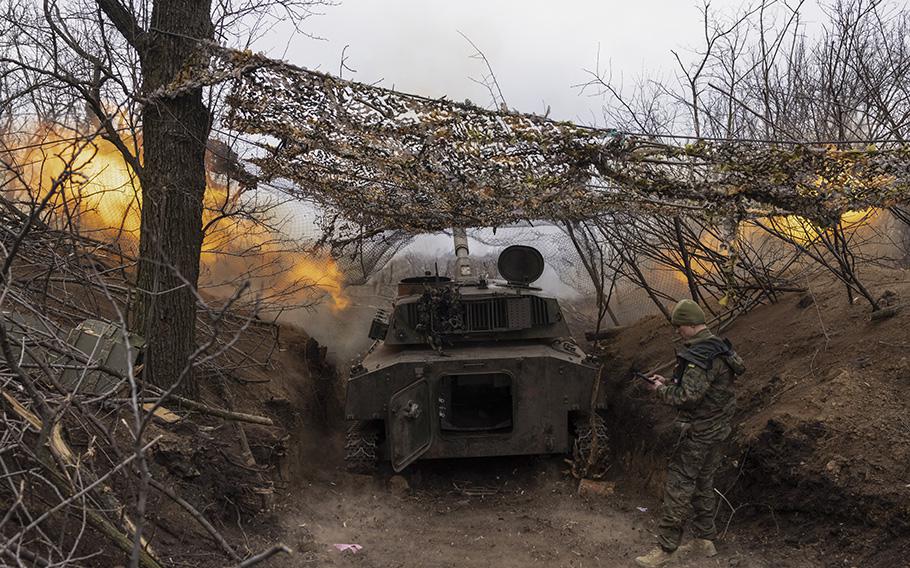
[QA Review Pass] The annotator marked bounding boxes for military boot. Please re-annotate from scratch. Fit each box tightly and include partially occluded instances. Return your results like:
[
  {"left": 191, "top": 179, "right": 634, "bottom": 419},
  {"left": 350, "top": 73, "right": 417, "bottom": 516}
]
[
  {"left": 678, "top": 538, "right": 718, "bottom": 558},
  {"left": 634, "top": 546, "right": 676, "bottom": 567}
]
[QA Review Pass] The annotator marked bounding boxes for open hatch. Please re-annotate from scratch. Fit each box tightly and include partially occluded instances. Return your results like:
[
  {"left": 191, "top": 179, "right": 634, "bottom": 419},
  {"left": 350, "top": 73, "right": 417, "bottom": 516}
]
[{"left": 440, "top": 373, "right": 514, "bottom": 433}]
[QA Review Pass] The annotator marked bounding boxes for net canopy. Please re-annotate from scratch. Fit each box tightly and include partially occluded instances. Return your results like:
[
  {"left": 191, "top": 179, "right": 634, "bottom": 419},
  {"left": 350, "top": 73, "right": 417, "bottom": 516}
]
[{"left": 162, "top": 45, "right": 910, "bottom": 245}]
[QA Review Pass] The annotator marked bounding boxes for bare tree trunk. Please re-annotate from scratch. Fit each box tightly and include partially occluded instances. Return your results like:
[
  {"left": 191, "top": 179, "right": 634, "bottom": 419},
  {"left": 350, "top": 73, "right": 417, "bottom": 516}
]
[
  {"left": 673, "top": 216, "right": 701, "bottom": 303},
  {"left": 131, "top": 0, "right": 214, "bottom": 397},
  {"left": 891, "top": 206, "right": 910, "bottom": 266}
]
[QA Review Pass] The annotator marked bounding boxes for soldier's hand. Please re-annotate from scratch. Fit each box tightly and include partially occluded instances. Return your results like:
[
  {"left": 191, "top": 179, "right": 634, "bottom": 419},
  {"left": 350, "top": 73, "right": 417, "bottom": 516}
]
[{"left": 646, "top": 374, "right": 666, "bottom": 391}]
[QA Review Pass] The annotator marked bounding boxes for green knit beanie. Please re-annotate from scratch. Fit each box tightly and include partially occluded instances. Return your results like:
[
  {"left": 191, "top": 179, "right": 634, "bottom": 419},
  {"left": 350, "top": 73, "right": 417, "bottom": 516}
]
[{"left": 671, "top": 299, "right": 706, "bottom": 326}]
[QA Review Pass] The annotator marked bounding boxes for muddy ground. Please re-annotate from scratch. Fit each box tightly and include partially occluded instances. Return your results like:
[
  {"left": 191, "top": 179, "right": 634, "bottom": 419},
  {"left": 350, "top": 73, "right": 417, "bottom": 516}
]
[{"left": 266, "top": 450, "right": 837, "bottom": 568}]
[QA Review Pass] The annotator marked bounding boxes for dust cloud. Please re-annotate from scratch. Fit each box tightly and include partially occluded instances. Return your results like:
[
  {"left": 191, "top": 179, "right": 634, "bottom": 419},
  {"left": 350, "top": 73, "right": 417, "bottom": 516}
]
[{"left": 280, "top": 284, "right": 389, "bottom": 368}]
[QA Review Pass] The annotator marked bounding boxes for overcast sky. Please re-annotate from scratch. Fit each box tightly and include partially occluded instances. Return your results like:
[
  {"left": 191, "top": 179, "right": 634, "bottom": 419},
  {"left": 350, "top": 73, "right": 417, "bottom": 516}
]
[{"left": 257, "top": 0, "right": 821, "bottom": 125}]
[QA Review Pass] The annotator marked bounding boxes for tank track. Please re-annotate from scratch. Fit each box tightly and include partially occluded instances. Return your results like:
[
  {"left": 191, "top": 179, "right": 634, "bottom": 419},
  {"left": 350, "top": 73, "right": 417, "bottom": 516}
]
[
  {"left": 344, "top": 421, "right": 380, "bottom": 474},
  {"left": 571, "top": 413, "right": 610, "bottom": 478}
]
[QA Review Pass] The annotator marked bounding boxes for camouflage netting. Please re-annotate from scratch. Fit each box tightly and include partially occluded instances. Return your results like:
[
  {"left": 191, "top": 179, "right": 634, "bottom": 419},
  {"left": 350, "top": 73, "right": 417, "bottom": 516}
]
[{"left": 156, "top": 44, "right": 910, "bottom": 247}]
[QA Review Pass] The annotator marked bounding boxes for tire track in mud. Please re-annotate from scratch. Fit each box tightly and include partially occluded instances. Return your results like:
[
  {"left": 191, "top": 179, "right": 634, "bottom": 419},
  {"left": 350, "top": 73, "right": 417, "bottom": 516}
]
[{"left": 271, "top": 457, "right": 821, "bottom": 568}]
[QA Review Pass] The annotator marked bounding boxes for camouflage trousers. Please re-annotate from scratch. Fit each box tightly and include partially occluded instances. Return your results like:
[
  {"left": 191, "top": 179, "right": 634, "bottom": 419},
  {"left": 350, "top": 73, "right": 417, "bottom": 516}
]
[{"left": 657, "top": 423, "right": 731, "bottom": 552}]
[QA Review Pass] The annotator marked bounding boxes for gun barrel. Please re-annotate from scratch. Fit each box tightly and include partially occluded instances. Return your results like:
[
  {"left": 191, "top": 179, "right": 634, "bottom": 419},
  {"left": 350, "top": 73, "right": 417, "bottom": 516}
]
[{"left": 453, "top": 227, "right": 472, "bottom": 280}]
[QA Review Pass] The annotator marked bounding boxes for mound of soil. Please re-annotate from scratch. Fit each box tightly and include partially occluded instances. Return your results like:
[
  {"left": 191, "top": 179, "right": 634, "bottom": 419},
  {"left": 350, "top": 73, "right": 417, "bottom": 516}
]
[{"left": 606, "top": 265, "right": 910, "bottom": 566}]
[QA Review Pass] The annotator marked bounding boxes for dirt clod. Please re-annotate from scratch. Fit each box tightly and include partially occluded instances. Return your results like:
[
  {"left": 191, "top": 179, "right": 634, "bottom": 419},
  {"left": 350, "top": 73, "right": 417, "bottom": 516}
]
[
  {"left": 577, "top": 479, "right": 616, "bottom": 499},
  {"left": 387, "top": 475, "right": 410, "bottom": 495}
]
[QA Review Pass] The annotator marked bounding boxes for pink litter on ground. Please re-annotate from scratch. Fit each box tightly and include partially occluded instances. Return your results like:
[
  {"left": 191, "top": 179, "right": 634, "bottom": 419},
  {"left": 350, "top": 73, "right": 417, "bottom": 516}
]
[{"left": 333, "top": 544, "right": 363, "bottom": 554}]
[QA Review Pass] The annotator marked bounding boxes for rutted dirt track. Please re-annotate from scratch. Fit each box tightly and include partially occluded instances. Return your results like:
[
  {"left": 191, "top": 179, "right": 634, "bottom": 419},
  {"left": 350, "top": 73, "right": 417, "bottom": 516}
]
[{"left": 272, "top": 455, "right": 821, "bottom": 568}]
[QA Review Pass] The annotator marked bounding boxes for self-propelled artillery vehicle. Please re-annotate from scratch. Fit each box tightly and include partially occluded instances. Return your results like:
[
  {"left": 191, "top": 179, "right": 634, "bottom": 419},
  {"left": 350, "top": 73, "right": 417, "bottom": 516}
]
[{"left": 344, "top": 230, "right": 606, "bottom": 472}]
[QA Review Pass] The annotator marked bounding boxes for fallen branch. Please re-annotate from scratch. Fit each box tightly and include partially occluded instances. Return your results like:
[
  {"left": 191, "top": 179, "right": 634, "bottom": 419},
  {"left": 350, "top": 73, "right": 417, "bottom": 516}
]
[
  {"left": 1, "top": 434, "right": 159, "bottom": 543},
  {"left": 871, "top": 304, "right": 903, "bottom": 321},
  {"left": 112, "top": 395, "right": 275, "bottom": 426},
  {"left": 148, "top": 478, "right": 242, "bottom": 561},
  {"left": 84, "top": 506, "right": 164, "bottom": 568},
  {"left": 0, "top": 537, "right": 48, "bottom": 568},
  {"left": 235, "top": 544, "right": 292, "bottom": 567},
  {"left": 165, "top": 393, "right": 275, "bottom": 426},
  {"left": 0, "top": 387, "right": 163, "bottom": 568}
]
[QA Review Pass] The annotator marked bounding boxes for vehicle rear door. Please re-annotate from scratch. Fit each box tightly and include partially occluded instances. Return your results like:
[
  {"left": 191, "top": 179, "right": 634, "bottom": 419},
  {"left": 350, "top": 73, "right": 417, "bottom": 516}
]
[{"left": 388, "top": 379, "right": 432, "bottom": 471}]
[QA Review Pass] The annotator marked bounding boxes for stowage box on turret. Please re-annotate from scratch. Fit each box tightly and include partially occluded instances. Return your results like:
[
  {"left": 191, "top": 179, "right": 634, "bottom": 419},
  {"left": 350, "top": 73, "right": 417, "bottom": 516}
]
[{"left": 344, "top": 234, "right": 607, "bottom": 472}]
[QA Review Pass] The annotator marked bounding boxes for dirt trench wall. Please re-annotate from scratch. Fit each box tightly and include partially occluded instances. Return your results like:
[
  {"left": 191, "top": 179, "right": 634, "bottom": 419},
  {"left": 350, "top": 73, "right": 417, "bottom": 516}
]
[
  {"left": 737, "top": 417, "right": 910, "bottom": 533},
  {"left": 601, "top": 275, "right": 910, "bottom": 546}
]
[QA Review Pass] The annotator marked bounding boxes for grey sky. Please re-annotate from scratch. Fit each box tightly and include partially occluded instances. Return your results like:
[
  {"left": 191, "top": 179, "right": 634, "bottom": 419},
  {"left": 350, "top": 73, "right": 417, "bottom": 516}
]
[{"left": 258, "top": 0, "right": 789, "bottom": 125}]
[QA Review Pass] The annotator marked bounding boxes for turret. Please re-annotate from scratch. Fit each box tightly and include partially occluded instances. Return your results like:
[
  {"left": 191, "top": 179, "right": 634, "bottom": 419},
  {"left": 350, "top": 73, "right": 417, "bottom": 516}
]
[{"left": 371, "top": 244, "right": 570, "bottom": 346}]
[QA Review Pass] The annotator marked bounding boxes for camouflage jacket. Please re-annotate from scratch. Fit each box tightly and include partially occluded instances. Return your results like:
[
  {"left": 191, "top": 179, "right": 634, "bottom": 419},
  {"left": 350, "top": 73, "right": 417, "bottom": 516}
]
[{"left": 656, "top": 329, "right": 743, "bottom": 433}]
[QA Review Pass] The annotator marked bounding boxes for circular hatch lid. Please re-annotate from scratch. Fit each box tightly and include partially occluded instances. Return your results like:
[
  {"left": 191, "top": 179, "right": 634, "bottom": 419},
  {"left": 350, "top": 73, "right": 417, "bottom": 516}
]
[{"left": 497, "top": 245, "right": 545, "bottom": 285}]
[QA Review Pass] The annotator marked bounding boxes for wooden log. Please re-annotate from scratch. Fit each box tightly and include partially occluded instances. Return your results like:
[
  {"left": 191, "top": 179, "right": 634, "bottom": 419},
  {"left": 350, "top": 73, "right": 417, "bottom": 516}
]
[{"left": 871, "top": 305, "right": 901, "bottom": 321}]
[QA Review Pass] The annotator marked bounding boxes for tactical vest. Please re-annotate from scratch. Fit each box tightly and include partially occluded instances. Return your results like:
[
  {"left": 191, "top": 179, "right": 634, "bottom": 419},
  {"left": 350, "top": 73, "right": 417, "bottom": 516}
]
[{"left": 672, "top": 337, "right": 744, "bottom": 385}]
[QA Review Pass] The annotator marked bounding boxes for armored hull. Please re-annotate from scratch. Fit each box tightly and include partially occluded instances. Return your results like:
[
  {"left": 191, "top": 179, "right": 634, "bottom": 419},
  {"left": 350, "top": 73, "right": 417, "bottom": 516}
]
[
  {"left": 343, "top": 245, "right": 605, "bottom": 471},
  {"left": 347, "top": 339, "right": 598, "bottom": 470}
]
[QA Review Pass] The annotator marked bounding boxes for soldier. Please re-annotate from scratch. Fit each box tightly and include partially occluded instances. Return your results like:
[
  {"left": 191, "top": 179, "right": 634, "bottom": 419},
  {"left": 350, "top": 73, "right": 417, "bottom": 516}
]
[{"left": 634, "top": 299, "right": 745, "bottom": 568}]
